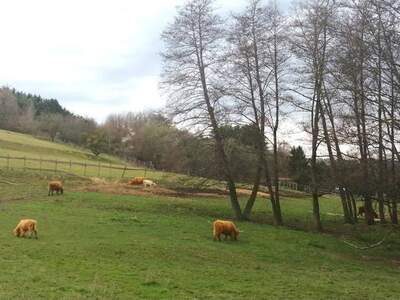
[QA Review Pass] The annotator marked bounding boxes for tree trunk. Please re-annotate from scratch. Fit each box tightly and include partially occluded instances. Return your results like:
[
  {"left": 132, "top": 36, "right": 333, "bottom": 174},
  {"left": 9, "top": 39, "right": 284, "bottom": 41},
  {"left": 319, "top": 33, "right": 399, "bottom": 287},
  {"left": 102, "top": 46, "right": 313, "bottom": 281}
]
[
  {"left": 322, "top": 80, "right": 355, "bottom": 223},
  {"left": 196, "top": 41, "right": 243, "bottom": 219},
  {"left": 273, "top": 27, "right": 283, "bottom": 226},
  {"left": 390, "top": 70, "right": 399, "bottom": 224},
  {"left": 243, "top": 165, "right": 262, "bottom": 219},
  {"left": 311, "top": 84, "right": 322, "bottom": 232},
  {"left": 252, "top": 21, "right": 282, "bottom": 225},
  {"left": 351, "top": 20, "right": 374, "bottom": 225},
  {"left": 319, "top": 97, "right": 353, "bottom": 223},
  {"left": 312, "top": 192, "right": 322, "bottom": 231},
  {"left": 376, "top": 8, "right": 386, "bottom": 223},
  {"left": 260, "top": 140, "right": 282, "bottom": 225}
]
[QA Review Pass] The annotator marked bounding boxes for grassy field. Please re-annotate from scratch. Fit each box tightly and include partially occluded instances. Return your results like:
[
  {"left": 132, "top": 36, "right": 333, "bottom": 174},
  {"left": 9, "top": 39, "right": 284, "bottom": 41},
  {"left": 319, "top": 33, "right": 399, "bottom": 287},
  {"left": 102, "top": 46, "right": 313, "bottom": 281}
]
[
  {"left": 0, "top": 129, "right": 237, "bottom": 191},
  {"left": 0, "top": 170, "right": 399, "bottom": 299},
  {"left": 0, "top": 129, "right": 123, "bottom": 164},
  {"left": 0, "top": 129, "right": 170, "bottom": 180},
  {"left": 0, "top": 129, "right": 304, "bottom": 194}
]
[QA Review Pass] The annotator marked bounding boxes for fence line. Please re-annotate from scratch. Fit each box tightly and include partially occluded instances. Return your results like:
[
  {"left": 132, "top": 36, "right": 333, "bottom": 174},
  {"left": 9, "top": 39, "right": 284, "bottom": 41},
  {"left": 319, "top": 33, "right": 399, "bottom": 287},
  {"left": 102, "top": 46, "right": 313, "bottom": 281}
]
[
  {"left": 0, "top": 155, "right": 150, "bottom": 179},
  {"left": 1, "top": 155, "right": 314, "bottom": 192}
]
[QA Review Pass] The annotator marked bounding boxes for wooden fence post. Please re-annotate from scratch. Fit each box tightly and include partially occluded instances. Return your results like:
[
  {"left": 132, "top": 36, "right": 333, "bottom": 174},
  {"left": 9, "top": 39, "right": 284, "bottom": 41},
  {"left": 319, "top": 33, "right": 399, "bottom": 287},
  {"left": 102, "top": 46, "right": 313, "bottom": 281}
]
[
  {"left": 84, "top": 163, "right": 87, "bottom": 176},
  {"left": 121, "top": 166, "right": 127, "bottom": 178}
]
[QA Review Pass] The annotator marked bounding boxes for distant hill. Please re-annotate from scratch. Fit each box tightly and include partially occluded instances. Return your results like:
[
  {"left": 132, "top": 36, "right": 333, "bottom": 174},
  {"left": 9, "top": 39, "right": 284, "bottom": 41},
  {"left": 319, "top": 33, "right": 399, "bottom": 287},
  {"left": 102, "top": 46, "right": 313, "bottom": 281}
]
[{"left": 0, "top": 87, "right": 96, "bottom": 146}]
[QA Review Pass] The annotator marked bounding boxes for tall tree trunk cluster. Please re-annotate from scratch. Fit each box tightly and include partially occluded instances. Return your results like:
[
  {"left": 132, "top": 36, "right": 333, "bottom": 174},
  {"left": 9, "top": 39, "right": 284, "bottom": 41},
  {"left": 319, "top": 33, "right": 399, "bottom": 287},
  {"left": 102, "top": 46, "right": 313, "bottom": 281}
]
[{"left": 162, "top": 0, "right": 400, "bottom": 228}]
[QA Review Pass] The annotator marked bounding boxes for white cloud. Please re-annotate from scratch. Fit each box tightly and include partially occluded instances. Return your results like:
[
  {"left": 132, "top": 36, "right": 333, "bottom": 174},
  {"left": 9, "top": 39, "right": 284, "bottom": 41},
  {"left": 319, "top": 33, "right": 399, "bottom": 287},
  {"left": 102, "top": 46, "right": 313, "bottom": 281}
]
[
  {"left": 0, "top": 2, "right": 174, "bottom": 123},
  {"left": 0, "top": 0, "right": 291, "bottom": 124},
  {"left": 63, "top": 75, "right": 163, "bottom": 122}
]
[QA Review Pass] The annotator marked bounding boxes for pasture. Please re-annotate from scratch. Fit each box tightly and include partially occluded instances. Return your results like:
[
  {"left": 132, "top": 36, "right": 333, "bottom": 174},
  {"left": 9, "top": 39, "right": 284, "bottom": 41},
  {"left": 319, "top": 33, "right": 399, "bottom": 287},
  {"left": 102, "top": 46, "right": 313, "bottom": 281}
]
[
  {"left": 0, "top": 129, "right": 237, "bottom": 193},
  {"left": 0, "top": 129, "right": 168, "bottom": 180},
  {"left": 0, "top": 129, "right": 122, "bottom": 164},
  {"left": 0, "top": 170, "right": 399, "bottom": 299}
]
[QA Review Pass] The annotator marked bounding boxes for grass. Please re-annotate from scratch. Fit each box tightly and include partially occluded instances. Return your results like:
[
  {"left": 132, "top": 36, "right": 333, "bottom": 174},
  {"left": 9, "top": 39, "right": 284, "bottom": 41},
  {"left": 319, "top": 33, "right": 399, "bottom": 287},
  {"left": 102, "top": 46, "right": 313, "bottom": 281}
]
[
  {"left": 0, "top": 129, "right": 123, "bottom": 164},
  {"left": 0, "top": 129, "right": 172, "bottom": 180},
  {"left": 0, "top": 170, "right": 399, "bottom": 299},
  {"left": 0, "top": 129, "right": 225, "bottom": 186}
]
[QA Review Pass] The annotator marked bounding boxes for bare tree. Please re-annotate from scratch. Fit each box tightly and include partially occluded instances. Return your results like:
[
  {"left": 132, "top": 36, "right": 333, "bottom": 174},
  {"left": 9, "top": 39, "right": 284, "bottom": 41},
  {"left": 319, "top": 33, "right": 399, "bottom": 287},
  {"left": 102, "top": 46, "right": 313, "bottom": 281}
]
[
  {"left": 226, "top": 0, "right": 287, "bottom": 224},
  {"left": 159, "top": 0, "right": 400, "bottom": 227},
  {"left": 378, "top": 0, "right": 400, "bottom": 224},
  {"left": 161, "top": 0, "right": 243, "bottom": 219},
  {"left": 0, "top": 88, "right": 20, "bottom": 131},
  {"left": 290, "top": 0, "right": 336, "bottom": 231}
]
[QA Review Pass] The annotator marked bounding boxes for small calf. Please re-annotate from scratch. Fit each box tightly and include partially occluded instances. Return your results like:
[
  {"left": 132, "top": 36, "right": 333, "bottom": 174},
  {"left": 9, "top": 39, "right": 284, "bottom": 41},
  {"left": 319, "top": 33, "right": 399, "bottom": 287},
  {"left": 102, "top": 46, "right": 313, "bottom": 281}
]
[
  {"left": 48, "top": 181, "right": 63, "bottom": 196},
  {"left": 213, "top": 220, "right": 240, "bottom": 241},
  {"left": 13, "top": 219, "right": 38, "bottom": 239},
  {"left": 143, "top": 179, "right": 156, "bottom": 187}
]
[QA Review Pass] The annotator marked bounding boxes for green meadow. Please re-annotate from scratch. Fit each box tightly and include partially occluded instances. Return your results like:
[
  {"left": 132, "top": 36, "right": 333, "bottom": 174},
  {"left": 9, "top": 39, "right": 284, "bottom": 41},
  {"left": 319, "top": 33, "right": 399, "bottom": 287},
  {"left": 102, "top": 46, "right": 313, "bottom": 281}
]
[
  {"left": 0, "top": 129, "right": 169, "bottom": 180},
  {"left": 0, "top": 129, "right": 235, "bottom": 190},
  {"left": 0, "top": 170, "right": 399, "bottom": 299}
]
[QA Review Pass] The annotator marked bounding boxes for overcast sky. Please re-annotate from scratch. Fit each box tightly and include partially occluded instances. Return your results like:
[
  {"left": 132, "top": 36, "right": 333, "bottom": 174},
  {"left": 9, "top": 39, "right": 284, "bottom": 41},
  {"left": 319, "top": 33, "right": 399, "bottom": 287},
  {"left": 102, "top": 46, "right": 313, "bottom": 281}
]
[{"left": 0, "top": 0, "right": 291, "bottom": 123}]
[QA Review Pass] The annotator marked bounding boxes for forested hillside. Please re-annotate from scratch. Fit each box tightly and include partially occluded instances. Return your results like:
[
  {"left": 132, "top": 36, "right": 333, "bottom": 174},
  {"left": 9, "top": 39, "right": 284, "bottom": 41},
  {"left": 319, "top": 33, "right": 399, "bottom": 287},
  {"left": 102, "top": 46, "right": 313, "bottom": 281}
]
[
  {"left": 13, "top": 88, "right": 71, "bottom": 116},
  {"left": 0, "top": 87, "right": 96, "bottom": 145}
]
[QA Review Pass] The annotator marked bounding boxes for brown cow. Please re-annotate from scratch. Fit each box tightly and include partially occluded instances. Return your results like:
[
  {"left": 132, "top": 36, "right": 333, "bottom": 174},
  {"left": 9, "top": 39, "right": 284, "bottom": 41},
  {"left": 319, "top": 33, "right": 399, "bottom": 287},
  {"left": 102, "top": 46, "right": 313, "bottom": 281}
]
[
  {"left": 128, "top": 177, "right": 144, "bottom": 185},
  {"left": 358, "top": 206, "right": 378, "bottom": 218},
  {"left": 13, "top": 219, "right": 38, "bottom": 239},
  {"left": 213, "top": 220, "right": 240, "bottom": 241},
  {"left": 48, "top": 181, "right": 63, "bottom": 196}
]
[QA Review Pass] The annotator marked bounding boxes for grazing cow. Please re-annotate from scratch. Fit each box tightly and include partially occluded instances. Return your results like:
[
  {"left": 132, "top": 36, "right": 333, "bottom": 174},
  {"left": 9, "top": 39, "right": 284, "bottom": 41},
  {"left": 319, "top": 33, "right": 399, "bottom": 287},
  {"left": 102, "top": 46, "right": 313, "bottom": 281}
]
[
  {"left": 129, "top": 177, "right": 144, "bottom": 185},
  {"left": 48, "top": 181, "right": 63, "bottom": 196},
  {"left": 13, "top": 219, "right": 38, "bottom": 239},
  {"left": 213, "top": 220, "right": 240, "bottom": 241},
  {"left": 358, "top": 206, "right": 378, "bottom": 218},
  {"left": 143, "top": 179, "right": 156, "bottom": 187},
  {"left": 357, "top": 206, "right": 365, "bottom": 216}
]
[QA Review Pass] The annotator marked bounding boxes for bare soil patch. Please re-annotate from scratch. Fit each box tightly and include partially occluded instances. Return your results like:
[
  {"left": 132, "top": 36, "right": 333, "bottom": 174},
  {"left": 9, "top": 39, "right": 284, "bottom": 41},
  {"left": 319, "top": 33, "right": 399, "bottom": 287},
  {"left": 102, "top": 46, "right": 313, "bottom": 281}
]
[
  {"left": 76, "top": 179, "right": 227, "bottom": 198},
  {"left": 75, "top": 178, "right": 308, "bottom": 200},
  {"left": 76, "top": 179, "right": 273, "bottom": 199}
]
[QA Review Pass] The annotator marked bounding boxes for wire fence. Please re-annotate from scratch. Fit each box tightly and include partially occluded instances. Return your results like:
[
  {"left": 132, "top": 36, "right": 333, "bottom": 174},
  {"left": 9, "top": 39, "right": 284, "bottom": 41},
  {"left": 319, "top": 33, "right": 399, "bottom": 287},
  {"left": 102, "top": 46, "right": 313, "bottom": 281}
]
[
  {"left": 0, "top": 155, "right": 314, "bottom": 193},
  {"left": 0, "top": 155, "right": 151, "bottom": 179}
]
